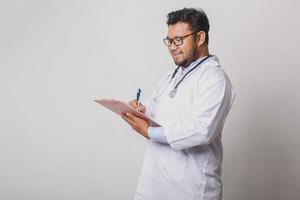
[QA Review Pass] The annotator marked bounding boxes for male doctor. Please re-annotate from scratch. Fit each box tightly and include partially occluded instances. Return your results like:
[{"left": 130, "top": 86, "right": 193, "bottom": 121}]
[{"left": 122, "top": 8, "right": 235, "bottom": 200}]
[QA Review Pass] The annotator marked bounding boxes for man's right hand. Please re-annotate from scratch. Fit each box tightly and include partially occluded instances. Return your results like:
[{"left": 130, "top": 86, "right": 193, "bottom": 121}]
[{"left": 129, "top": 100, "right": 146, "bottom": 113}]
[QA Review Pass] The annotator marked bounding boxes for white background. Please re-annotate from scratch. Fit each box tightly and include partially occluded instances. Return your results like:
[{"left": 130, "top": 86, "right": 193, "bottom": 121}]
[{"left": 1, "top": 0, "right": 299, "bottom": 199}]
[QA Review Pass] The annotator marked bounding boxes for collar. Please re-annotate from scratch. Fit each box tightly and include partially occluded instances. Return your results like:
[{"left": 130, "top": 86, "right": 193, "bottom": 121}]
[{"left": 180, "top": 55, "right": 210, "bottom": 75}]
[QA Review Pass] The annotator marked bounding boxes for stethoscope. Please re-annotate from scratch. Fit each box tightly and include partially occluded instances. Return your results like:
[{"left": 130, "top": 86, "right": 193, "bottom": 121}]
[{"left": 154, "top": 55, "right": 212, "bottom": 101}]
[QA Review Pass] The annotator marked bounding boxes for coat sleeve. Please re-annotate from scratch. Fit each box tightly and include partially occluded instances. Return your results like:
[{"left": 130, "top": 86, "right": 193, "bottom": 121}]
[{"left": 164, "top": 68, "right": 235, "bottom": 151}]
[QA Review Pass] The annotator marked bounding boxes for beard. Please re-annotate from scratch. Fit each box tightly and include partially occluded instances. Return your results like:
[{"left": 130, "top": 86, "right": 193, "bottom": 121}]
[
  {"left": 173, "top": 46, "right": 199, "bottom": 68},
  {"left": 175, "top": 57, "right": 189, "bottom": 67}
]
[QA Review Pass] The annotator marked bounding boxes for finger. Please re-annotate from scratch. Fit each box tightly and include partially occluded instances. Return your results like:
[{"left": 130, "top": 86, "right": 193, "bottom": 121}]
[
  {"left": 129, "top": 100, "right": 138, "bottom": 108},
  {"left": 126, "top": 113, "right": 149, "bottom": 127},
  {"left": 137, "top": 106, "right": 146, "bottom": 113},
  {"left": 122, "top": 114, "right": 135, "bottom": 126},
  {"left": 125, "top": 112, "right": 139, "bottom": 122},
  {"left": 122, "top": 116, "right": 131, "bottom": 125}
]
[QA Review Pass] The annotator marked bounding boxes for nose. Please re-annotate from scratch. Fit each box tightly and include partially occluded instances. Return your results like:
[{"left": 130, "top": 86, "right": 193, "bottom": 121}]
[{"left": 169, "top": 41, "right": 178, "bottom": 51}]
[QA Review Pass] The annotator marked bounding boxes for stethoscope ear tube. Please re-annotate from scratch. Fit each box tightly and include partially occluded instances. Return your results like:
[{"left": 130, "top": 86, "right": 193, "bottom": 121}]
[
  {"left": 171, "top": 66, "right": 180, "bottom": 79},
  {"left": 155, "top": 55, "right": 212, "bottom": 100},
  {"left": 168, "top": 55, "right": 212, "bottom": 98}
]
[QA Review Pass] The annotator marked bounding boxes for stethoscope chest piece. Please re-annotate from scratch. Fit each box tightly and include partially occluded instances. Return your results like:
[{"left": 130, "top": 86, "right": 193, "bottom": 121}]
[{"left": 169, "top": 89, "right": 177, "bottom": 98}]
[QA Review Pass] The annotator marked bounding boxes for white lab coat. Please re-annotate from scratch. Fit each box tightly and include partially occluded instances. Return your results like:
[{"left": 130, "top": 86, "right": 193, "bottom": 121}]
[{"left": 135, "top": 55, "right": 235, "bottom": 200}]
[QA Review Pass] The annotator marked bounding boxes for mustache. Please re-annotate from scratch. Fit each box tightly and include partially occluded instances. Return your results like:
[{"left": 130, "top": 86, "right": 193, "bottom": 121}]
[{"left": 171, "top": 51, "right": 182, "bottom": 55}]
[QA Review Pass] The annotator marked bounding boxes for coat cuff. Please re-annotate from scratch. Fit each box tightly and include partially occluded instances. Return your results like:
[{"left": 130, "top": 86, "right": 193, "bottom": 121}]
[{"left": 148, "top": 126, "right": 168, "bottom": 143}]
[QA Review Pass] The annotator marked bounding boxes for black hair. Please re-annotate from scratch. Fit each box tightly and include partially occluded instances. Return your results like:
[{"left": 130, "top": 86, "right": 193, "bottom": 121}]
[{"left": 167, "top": 8, "right": 210, "bottom": 44}]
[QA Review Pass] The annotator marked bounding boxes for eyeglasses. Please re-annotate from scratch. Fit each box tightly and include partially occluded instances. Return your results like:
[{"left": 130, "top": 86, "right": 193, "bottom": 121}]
[{"left": 163, "top": 31, "right": 198, "bottom": 47}]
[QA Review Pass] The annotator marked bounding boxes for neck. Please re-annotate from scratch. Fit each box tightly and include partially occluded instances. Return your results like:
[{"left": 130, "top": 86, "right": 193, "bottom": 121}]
[
  {"left": 198, "top": 46, "right": 209, "bottom": 59},
  {"left": 181, "top": 47, "right": 209, "bottom": 69}
]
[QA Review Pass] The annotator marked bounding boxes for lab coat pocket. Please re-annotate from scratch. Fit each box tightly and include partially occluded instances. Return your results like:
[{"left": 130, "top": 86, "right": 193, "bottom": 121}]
[{"left": 159, "top": 149, "right": 187, "bottom": 183}]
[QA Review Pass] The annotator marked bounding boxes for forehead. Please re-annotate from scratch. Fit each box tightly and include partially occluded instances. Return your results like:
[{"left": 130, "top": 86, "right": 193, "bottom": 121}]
[{"left": 167, "top": 22, "right": 192, "bottom": 38}]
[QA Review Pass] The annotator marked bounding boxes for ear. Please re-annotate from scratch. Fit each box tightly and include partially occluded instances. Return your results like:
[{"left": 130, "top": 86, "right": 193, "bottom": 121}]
[{"left": 196, "top": 31, "right": 206, "bottom": 46}]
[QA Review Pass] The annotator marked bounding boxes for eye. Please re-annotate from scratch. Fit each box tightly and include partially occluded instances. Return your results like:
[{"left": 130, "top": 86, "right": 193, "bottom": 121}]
[{"left": 174, "top": 37, "right": 182, "bottom": 42}]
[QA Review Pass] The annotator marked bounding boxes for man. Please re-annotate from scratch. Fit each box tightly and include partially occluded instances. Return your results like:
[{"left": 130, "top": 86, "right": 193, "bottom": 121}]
[{"left": 122, "top": 8, "right": 235, "bottom": 200}]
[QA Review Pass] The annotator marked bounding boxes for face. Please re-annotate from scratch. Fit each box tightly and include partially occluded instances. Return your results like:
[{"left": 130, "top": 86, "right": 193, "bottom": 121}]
[{"left": 166, "top": 22, "right": 204, "bottom": 67}]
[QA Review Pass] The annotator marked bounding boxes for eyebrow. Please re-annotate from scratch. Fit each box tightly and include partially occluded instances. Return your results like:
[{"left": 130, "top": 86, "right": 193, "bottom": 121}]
[{"left": 165, "top": 35, "right": 184, "bottom": 40}]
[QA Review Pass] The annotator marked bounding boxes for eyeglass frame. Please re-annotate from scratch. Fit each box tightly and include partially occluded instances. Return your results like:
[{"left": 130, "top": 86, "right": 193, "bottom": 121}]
[{"left": 163, "top": 31, "right": 199, "bottom": 47}]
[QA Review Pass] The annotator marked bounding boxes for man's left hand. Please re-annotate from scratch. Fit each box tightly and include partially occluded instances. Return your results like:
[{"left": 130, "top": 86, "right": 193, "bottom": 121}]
[{"left": 122, "top": 112, "right": 149, "bottom": 139}]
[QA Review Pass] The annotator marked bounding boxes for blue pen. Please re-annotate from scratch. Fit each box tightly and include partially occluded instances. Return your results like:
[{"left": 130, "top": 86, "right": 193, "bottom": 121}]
[{"left": 136, "top": 88, "right": 142, "bottom": 109}]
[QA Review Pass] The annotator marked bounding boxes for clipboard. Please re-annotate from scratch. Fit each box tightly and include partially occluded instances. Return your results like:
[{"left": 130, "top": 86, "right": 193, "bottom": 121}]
[{"left": 94, "top": 99, "right": 161, "bottom": 127}]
